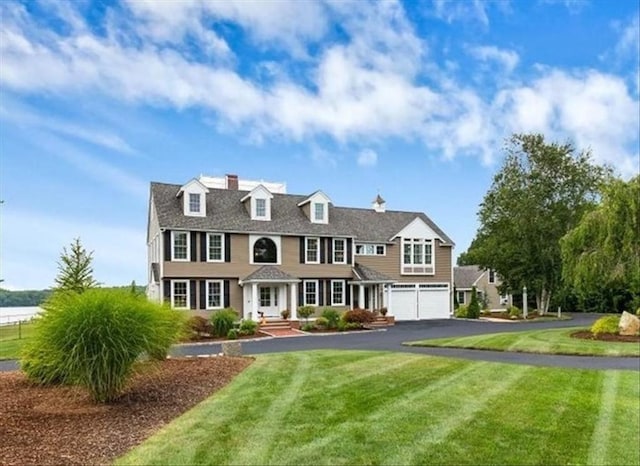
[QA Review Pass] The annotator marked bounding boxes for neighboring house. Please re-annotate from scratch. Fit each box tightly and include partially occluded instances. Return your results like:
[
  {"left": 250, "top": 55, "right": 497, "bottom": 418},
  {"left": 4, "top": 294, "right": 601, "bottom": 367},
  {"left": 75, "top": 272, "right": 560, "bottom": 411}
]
[
  {"left": 147, "top": 174, "right": 455, "bottom": 321},
  {"left": 453, "top": 265, "right": 511, "bottom": 310}
]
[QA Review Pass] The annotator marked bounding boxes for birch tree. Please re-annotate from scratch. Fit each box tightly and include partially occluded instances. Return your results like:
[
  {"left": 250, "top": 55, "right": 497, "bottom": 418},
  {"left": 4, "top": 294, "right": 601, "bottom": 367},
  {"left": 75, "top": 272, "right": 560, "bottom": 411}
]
[{"left": 466, "top": 134, "right": 607, "bottom": 313}]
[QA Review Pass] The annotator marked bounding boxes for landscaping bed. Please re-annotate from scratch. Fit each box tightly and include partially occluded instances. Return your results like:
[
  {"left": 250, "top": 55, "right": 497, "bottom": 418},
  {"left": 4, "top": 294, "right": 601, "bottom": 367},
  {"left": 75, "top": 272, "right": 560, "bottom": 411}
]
[
  {"left": 184, "top": 331, "right": 271, "bottom": 343},
  {"left": 571, "top": 330, "right": 640, "bottom": 343},
  {"left": 0, "top": 357, "right": 252, "bottom": 466}
]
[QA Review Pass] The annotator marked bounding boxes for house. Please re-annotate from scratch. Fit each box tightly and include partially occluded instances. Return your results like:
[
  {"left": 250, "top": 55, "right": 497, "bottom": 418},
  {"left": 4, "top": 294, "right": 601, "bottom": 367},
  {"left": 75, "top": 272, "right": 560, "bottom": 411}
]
[
  {"left": 453, "top": 265, "right": 511, "bottom": 310},
  {"left": 147, "top": 174, "right": 455, "bottom": 321}
]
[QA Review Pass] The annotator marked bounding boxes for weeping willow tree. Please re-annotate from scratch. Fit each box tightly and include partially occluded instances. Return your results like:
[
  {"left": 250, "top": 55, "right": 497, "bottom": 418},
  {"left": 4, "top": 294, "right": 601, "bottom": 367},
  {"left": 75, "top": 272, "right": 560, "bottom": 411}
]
[{"left": 561, "top": 176, "right": 640, "bottom": 313}]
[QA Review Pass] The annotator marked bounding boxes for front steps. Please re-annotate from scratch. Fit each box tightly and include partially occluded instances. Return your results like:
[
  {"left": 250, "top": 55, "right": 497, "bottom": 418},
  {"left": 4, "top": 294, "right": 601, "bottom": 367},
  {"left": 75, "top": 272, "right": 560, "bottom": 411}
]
[
  {"left": 367, "top": 316, "right": 391, "bottom": 328},
  {"left": 259, "top": 318, "right": 299, "bottom": 332}
]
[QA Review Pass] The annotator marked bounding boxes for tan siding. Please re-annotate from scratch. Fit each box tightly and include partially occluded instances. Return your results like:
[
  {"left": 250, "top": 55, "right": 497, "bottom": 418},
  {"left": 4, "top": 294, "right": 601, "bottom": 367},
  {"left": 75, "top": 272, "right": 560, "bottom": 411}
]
[
  {"left": 474, "top": 273, "right": 508, "bottom": 309},
  {"left": 356, "top": 238, "right": 452, "bottom": 283}
]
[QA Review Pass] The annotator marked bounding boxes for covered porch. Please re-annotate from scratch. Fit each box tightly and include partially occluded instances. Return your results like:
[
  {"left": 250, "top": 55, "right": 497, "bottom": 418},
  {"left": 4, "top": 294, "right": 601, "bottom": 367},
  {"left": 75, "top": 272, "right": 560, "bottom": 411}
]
[
  {"left": 349, "top": 263, "right": 395, "bottom": 313},
  {"left": 239, "top": 266, "right": 300, "bottom": 321}
]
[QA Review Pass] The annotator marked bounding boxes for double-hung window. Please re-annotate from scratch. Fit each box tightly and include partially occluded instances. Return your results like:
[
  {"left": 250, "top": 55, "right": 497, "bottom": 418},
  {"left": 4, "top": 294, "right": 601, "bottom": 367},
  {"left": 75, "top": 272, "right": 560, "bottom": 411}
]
[
  {"left": 314, "top": 203, "right": 324, "bottom": 221},
  {"left": 488, "top": 269, "right": 496, "bottom": 284},
  {"left": 171, "top": 280, "right": 189, "bottom": 308},
  {"left": 306, "top": 237, "right": 319, "bottom": 263},
  {"left": 331, "top": 280, "right": 345, "bottom": 306},
  {"left": 172, "top": 231, "right": 189, "bottom": 261},
  {"left": 206, "top": 280, "right": 223, "bottom": 309},
  {"left": 333, "top": 238, "right": 346, "bottom": 264},
  {"left": 401, "top": 238, "right": 434, "bottom": 274},
  {"left": 304, "top": 280, "right": 318, "bottom": 306},
  {"left": 207, "top": 233, "right": 224, "bottom": 262},
  {"left": 457, "top": 291, "right": 465, "bottom": 305},
  {"left": 188, "top": 193, "right": 200, "bottom": 213},
  {"left": 255, "top": 198, "right": 266, "bottom": 218}
]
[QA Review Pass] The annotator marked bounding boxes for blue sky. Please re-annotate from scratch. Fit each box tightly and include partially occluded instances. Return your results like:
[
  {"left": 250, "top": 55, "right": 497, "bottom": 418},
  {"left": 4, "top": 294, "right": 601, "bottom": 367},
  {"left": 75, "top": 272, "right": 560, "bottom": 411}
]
[{"left": 1, "top": 0, "right": 638, "bottom": 290}]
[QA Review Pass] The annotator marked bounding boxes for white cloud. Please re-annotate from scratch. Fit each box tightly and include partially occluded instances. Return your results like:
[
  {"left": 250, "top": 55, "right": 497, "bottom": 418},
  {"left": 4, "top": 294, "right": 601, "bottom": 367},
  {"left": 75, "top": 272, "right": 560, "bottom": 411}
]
[
  {"left": 357, "top": 149, "right": 378, "bottom": 167},
  {"left": 1, "top": 209, "right": 145, "bottom": 289},
  {"left": 468, "top": 45, "right": 520, "bottom": 74},
  {"left": 539, "top": 0, "right": 590, "bottom": 15},
  {"left": 430, "top": 0, "right": 491, "bottom": 26}
]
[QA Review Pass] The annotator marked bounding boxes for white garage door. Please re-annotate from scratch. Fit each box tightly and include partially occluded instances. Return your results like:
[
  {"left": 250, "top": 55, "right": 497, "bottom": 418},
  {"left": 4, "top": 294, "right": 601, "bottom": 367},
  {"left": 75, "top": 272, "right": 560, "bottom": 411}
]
[{"left": 391, "top": 283, "right": 450, "bottom": 320}]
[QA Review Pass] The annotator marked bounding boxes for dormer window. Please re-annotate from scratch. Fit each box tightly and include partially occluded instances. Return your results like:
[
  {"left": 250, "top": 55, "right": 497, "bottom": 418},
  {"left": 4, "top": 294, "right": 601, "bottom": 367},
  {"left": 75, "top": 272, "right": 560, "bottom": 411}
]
[
  {"left": 188, "top": 193, "right": 201, "bottom": 213},
  {"left": 241, "top": 184, "right": 273, "bottom": 221},
  {"left": 177, "top": 178, "right": 208, "bottom": 217},
  {"left": 298, "top": 190, "right": 331, "bottom": 224},
  {"left": 314, "top": 203, "right": 324, "bottom": 222}
]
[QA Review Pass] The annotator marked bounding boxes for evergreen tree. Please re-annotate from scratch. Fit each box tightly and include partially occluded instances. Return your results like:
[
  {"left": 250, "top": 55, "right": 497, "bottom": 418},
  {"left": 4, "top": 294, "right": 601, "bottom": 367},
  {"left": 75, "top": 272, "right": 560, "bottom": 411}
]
[
  {"left": 54, "top": 238, "right": 99, "bottom": 293},
  {"left": 467, "top": 286, "right": 481, "bottom": 319}
]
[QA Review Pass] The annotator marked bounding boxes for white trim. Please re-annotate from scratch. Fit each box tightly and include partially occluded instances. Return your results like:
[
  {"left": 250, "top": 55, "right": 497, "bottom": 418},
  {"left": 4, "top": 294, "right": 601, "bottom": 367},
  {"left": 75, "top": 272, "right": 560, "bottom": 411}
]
[
  {"left": 390, "top": 217, "right": 443, "bottom": 242},
  {"left": 303, "top": 279, "right": 319, "bottom": 306},
  {"left": 171, "top": 279, "right": 190, "bottom": 309},
  {"left": 400, "top": 238, "right": 435, "bottom": 275},
  {"left": 297, "top": 190, "right": 332, "bottom": 206},
  {"left": 205, "top": 280, "right": 224, "bottom": 310},
  {"left": 312, "top": 202, "right": 328, "bottom": 224},
  {"left": 332, "top": 238, "right": 347, "bottom": 264},
  {"left": 171, "top": 231, "right": 190, "bottom": 262},
  {"left": 305, "top": 237, "right": 320, "bottom": 264},
  {"left": 355, "top": 243, "right": 386, "bottom": 256},
  {"left": 206, "top": 232, "right": 225, "bottom": 262},
  {"left": 331, "top": 279, "right": 346, "bottom": 306}
]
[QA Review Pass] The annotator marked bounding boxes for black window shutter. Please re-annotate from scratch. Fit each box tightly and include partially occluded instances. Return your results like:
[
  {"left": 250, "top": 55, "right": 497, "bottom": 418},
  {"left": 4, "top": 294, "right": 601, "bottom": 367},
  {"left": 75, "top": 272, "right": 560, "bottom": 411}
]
[
  {"left": 299, "top": 281, "right": 304, "bottom": 305},
  {"left": 299, "top": 237, "right": 305, "bottom": 263},
  {"left": 163, "top": 231, "right": 172, "bottom": 261},
  {"left": 318, "top": 280, "right": 324, "bottom": 306},
  {"left": 346, "top": 238, "right": 353, "bottom": 265},
  {"left": 326, "top": 280, "right": 332, "bottom": 305},
  {"left": 200, "top": 233, "right": 207, "bottom": 262},
  {"left": 320, "top": 238, "right": 326, "bottom": 264},
  {"left": 345, "top": 283, "right": 351, "bottom": 306},
  {"left": 223, "top": 280, "right": 230, "bottom": 308},
  {"left": 199, "top": 280, "right": 206, "bottom": 310},
  {"left": 190, "top": 280, "right": 197, "bottom": 309},
  {"left": 190, "top": 232, "right": 197, "bottom": 262},
  {"left": 327, "top": 239, "right": 333, "bottom": 264},
  {"left": 163, "top": 279, "right": 171, "bottom": 302},
  {"left": 225, "top": 233, "right": 231, "bottom": 262}
]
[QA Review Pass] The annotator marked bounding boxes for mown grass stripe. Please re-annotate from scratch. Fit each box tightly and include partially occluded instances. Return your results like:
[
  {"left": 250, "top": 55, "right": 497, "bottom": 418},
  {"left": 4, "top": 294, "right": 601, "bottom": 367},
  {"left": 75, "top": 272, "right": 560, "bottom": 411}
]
[{"left": 587, "top": 371, "right": 620, "bottom": 465}]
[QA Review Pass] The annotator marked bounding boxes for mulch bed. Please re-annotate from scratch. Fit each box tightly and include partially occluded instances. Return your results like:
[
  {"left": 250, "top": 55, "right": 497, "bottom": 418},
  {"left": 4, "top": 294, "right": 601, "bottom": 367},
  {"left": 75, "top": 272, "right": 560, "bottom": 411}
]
[
  {"left": 0, "top": 357, "right": 253, "bottom": 466},
  {"left": 571, "top": 330, "right": 640, "bottom": 343},
  {"left": 184, "top": 331, "right": 270, "bottom": 343}
]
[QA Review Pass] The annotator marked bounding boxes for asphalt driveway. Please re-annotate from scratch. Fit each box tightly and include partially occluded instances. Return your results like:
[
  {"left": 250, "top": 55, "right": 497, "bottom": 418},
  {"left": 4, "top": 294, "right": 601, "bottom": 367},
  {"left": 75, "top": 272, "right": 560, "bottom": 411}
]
[
  {"left": 1, "top": 314, "right": 638, "bottom": 372},
  {"left": 172, "top": 313, "right": 639, "bottom": 371}
]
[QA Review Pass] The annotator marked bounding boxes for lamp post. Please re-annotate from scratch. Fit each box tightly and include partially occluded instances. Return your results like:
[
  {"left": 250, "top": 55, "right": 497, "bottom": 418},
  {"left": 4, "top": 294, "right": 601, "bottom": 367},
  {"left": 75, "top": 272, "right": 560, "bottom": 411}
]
[{"left": 522, "top": 286, "right": 528, "bottom": 319}]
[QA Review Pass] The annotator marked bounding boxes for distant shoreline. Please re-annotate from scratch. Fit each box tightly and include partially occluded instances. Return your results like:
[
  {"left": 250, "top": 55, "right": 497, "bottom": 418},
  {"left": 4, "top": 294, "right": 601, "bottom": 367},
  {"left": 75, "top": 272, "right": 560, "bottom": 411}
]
[{"left": 0, "top": 307, "right": 43, "bottom": 325}]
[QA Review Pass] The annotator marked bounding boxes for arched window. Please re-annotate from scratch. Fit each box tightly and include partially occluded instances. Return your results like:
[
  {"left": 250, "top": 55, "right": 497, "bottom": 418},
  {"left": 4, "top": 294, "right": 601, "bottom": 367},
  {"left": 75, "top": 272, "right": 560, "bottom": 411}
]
[{"left": 253, "top": 237, "right": 277, "bottom": 263}]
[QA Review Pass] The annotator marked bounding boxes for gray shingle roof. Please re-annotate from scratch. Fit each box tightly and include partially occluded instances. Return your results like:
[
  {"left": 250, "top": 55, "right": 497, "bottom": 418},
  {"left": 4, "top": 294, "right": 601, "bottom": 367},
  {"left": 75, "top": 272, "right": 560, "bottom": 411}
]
[
  {"left": 453, "top": 265, "right": 485, "bottom": 288},
  {"left": 151, "top": 182, "right": 454, "bottom": 245},
  {"left": 242, "top": 266, "right": 299, "bottom": 282},
  {"left": 353, "top": 263, "right": 394, "bottom": 282}
]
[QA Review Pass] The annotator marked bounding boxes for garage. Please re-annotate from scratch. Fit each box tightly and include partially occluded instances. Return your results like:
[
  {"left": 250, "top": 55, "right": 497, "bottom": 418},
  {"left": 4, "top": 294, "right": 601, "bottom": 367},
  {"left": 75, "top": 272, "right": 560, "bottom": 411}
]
[{"left": 390, "top": 283, "right": 450, "bottom": 320}]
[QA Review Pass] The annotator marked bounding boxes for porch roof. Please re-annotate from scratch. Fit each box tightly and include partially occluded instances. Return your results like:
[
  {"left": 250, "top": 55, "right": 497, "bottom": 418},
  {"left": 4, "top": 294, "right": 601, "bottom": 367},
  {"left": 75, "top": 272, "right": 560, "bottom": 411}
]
[
  {"left": 351, "top": 263, "right": 395, "bottom": 283},
  {"left": 240, "top": 265, "right": 300, "bottom": 284}
]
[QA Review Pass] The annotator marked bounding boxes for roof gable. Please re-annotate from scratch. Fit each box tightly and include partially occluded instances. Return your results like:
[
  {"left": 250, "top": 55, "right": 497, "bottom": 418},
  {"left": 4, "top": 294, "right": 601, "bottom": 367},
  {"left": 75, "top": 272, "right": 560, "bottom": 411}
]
[
  {"left": 240, "top": 184, "right": 273, "bottom": 202},
  {"left": 453, "top": 265, "right": 486, "bottom": 289},
  {"left": 177, "top": 178, "right": 209, "bottom": 197},
  {"left": 297, "top": 190, "right": 332, "bottom": 207},
  {"left": 391, "top": 217, "right": 443, "bottom": 242}
]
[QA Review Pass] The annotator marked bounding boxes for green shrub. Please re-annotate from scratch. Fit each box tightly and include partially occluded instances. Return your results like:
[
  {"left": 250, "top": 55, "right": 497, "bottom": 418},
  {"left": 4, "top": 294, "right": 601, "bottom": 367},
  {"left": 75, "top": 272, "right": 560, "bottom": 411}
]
[
  {"left": 321, "top": 308, "right": 340, "bottom": 329},
  {"left": 343, "top": 322, "right": 362, "bottom": 331},
  {"left": 211, "top": 308, "right": 239, "bottom": 337},
  {"left": 508, "top": 306, "right": 522, "bottom": 318},
  {"left": 454, "top": 304, "right": 468, "bottom": 318},
  {"left": 591, "top": 315, "right": 620, "bottom": 335},
  {"left": 297, "top": 306, "right": 315, "bottom": 322},
  {"left": 238, "top": 319, "right": 258, "bottom": 336},
  {"left": 21, "top": 289, "right": 183, "bottom": 402},
  {"left": 379, "top": 307, "right": 388, "bottom": 316},
  {"left": 227, "top": 329, "right": 238, "bottom": 340},
  {"left": 467, "top": 287, "right": 481, "bottom": 319},
  {"left": 342, "top": 308, "right": 375, "bottom": 324},
  {"left": 301, "top": 323, "right": 315, "bottom": 332},
  {"left": 314, "top": 316, "right": 329, "bottom": 329},
  {"left": 280, "top": 309, "right": 291, "bottom": 319}
]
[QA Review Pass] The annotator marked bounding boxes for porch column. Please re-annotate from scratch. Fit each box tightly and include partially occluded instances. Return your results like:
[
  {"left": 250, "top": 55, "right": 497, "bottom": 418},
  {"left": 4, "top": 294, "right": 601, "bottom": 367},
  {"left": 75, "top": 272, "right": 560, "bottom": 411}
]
[
  {"left": 278, "top": 286, "right": 286, "bottom": 313},
  {"left": 251, "top": 283, "right": 258, "bottom": 320},
  {"left": 359, "top": 285, "right": 365, "bottom": 310},
  {"left": 387, "top": 284, "right": 393, "bottom": 316},
  {"left": 290, "top": 283, "right": 298, "bottom": 320}
]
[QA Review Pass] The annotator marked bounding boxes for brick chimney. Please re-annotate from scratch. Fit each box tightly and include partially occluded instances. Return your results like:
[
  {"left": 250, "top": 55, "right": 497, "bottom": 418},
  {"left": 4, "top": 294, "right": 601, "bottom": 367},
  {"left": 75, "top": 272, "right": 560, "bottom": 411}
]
[{"left": 225, "top": 174, "right": 239, "bottom": 190}]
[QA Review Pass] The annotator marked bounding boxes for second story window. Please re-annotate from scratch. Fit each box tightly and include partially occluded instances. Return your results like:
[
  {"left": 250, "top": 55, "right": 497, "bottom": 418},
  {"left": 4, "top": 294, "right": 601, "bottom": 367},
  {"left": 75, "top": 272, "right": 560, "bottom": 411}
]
[
  {"left": 253, "top": 237, "right": 277, "bottom": 263},
  {"left": 188, "top": 193, "right": 201, "bottom": 213},
  {"left": 255, "top": 198, "right": 267, "bottom": 218},
  {"left": 402, "top": 238, "right": 433, "bottom": 274},
  {"left": 333, "top": 238, "right": 346, "bottom": 263},
  {"left": 172, "top": 231, "right": 189, "bottom": 261},
  {"left": 314, "top": 203, "right": 324, "bottom": 221},
  {"left": 488, "top": 269, "right": 496, "bottom": 284},
  {"left": 305, "top": 237, "right": 319, "bottom": 263},
  {"left": 207, "top": 233, "right": 224, "bottom": 262}
]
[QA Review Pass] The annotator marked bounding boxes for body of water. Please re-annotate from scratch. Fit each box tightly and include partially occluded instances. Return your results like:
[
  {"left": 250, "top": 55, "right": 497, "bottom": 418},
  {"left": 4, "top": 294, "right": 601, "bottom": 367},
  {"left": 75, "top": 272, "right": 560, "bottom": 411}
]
[{"left": 0, "top": 306, "right": 43, "bottom": 325}]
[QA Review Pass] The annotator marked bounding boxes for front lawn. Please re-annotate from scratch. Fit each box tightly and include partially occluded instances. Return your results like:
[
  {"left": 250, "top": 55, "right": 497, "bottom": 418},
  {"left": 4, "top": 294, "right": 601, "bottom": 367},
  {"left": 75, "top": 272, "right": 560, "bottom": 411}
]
[
  {"left": 118, "top": 350, "right": 640, "bottom": 465},
  {"left": 406, "top": 327, "right": 640, "bottom": 357},
  {"left": 0, "top": 322, "right": 35, "bottom": 360}
]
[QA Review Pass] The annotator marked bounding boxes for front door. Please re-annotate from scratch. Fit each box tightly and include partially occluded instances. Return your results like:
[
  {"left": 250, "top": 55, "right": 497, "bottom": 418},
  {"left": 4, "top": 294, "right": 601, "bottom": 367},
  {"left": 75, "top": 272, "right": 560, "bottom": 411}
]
[{"left": 258, "top": 286, "right": 279, "bottom": 317}]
